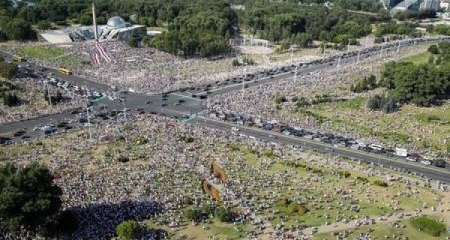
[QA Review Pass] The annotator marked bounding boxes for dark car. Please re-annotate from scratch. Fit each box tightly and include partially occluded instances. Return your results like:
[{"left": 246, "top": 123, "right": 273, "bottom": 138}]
[{"left": 79, "top": 118, "right": 88, "bottom": 123}]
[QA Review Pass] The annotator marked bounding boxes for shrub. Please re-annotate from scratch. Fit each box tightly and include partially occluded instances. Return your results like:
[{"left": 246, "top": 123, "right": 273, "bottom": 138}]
[
  {"left": 215, "top": 207, "right": 234, "bottom": 222},
  {"left": 338, "top": 170, "right": 351, "bottom": 178},
  {"left": 428, "top": 44, "right": 439, "bottom": 54},
  {"left": 116, "top": 220, "right": 141, "bottom": 240},
  {"left": 117, "top": 156, "right": 130, "bottom": 163},
  {"left": 184, "top": 208, "right": 204, "bottom": 222},
  {"left": 411, "top": 217, "right": 446, "bottom": 237},
  {"left": 373, "top": 179, "right": 388, "bottom": 187}
]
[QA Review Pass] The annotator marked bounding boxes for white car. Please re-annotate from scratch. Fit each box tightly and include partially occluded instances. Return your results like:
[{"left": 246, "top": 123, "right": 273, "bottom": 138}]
[{"left": 420, "top": 160, "right": 432, "bottom": 165}]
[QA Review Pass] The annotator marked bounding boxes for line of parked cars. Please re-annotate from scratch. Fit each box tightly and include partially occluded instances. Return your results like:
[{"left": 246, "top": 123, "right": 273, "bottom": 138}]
[{"left": 209, "top": 110, "right": 450, "bottom": 169}]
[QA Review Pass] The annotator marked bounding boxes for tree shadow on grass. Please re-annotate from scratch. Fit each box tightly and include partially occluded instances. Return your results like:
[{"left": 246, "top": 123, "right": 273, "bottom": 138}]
[{"left": 58, "top": 200, "right": 164, "bottom": 239}]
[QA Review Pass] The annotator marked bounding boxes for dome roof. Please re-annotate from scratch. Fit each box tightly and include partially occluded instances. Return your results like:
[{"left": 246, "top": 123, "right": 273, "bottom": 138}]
[{"left": 106, "top": 16, "right": 127, "bottom": 28}]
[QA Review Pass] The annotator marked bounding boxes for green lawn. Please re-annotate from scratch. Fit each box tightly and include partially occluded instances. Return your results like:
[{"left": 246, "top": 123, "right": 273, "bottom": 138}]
[
  {"left": 401, "top": 51, "right": 433, "bottom": 65},
  {"left": 17, "top": 45, "right": 67, "bottom": 60}
]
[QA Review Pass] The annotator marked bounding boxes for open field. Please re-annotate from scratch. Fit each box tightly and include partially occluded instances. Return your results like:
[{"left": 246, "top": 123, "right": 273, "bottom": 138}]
[{"left": 400, "top": 51, "right": 433, "bottom": 65}]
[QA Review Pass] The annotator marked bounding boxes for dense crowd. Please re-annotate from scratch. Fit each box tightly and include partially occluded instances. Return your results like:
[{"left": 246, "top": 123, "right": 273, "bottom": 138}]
[
  {"left": 205, "top": 47, "right": 434, "bottom": 153},
  {"left": 3, "top": 42, "right": 322, "bottom": 94},
  {"left": 0, "top": 77, "right": 86, "bottom": 124},
  {"left": 1, "top": 113, "right": 439, "bottom": 239}
]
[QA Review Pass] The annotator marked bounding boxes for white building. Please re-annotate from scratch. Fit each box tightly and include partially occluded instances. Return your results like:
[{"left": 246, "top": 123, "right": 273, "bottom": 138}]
[{"left": 39, "top": 16, "right": 146, "bottom": 44}]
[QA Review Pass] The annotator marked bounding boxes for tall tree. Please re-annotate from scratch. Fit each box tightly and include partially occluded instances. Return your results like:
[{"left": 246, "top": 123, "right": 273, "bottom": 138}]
[{"left": 0, "top": 163, "right": 62, "bottom": 234}]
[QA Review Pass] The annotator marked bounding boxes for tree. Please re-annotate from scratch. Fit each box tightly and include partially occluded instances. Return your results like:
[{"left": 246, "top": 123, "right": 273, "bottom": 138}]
[
  {"left": 0, "top": 163, "right": 62, "bottom": 234},
  {"left": 428, "top": 44, "right": 439, "bottom": 54},
  {"left": 37, "top": 20, "right": 51, "bottom": 31},
  {"left": 215, "top": 207, "right": 234, "bottom": 222},
  {"left": 0, "top": 61, "right": 17, "bottom": 79},
  {"left": 116, "top": 220, "right": 141, "bottom": 240},
  {"left": 128, "top": 37, "right": 138, "bottom": 48},
  {"left": 3, "top": 93, "right": 20, "bottom": 107},
  {"left": 3, "top": 18, "right": 34, "bottom": 40}
]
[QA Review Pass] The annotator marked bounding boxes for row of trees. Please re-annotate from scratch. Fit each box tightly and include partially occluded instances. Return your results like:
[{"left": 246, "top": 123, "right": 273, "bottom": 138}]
[
  {"left": 240, "top": 0, "right": 376, "bottom": 45},
  {"left": 374, "top": 22, "right": 419, "bottom": 37}
]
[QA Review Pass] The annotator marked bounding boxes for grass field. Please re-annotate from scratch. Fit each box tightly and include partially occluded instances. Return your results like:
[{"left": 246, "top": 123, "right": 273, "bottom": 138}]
[
  {"left": 16, "top": 45, "right": 80, "bottom": 67},
  {"left": 400, "top": 51, "right": 433, "bottom": 65},
  {"left": 313, "top": 216, "right": 450, "bottom": 240}
]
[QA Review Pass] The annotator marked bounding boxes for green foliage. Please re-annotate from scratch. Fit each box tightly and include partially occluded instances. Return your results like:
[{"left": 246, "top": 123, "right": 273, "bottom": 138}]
[
  {"left": 0, "top": 61, "right": 17, "bottom": 79},
  {"left": 117, "top": 156, "right": 130, "bottom": 163},
  {"left": 178, "top": 135, "right": 194, "bottom": 143},
  {"left": 232, "top": 57, "right": 255, "bottom": 67},
  {"left": 2, "top": 92, "right": 20, "bottom": 107},
  {"left": 351, "top": 75, "right": 378, "bottom": 93},
  {"left": 276, "top": 198, "right": 308, "bottom": 215},
  {"left": 374, "top": 22, "right": 418, "bottom": 37},
  {"left": 0, "top": 163, "right": 62, "bottom": 234},
  {"left": 263, "top": 150, "right": 276, "bottom": 158},
  {"left": 0, "top": 17, "right": 34, "bottom": 40},
  {"left": 428, "top": 45, "right": 439, "bottom": 55},
  {"left": 367, "top": 94, "right": 397, "bottom": 113},
  {"left": 116, "top": 220, "right": 141, "bottom": 240},
  {"left": 215, "top": 207, "right": 234, "bottom": 222},
  {"left": 273, "top": 95, "right": 287, "bottom": 105},
  {"left": 131, "top": 135, "right": 148, "bottom": 146},
  {"left": 242, "top": 1, "right": 373, "bottom": 43},
  {"left": 184, "top": 204, "right": 216, "bottom": 222},
  {"left": 337, "top": 170, "right": 351, "bottom": 178},
  {"left": 356, "top": 176, "right": 369, "bottom": 183},
  {"left": 44, "top": 90, "right": 64, "bottom": 105},
  {"left": 410, "top": 217, "right": 446, "bottom": 237},
  {"left": 127, "top": 38, "right": 138, "bottom": 48},
  {"left": 394, "top": 9, "right": 436, "bottom": 20},
  {"left": 372, "top": 179, "right": 388, "bottom": 187},
  {"left": 380, "top": 61, "right": 450, "bottom": 107},
  {"left": 37, "top": 20, "right": 51, "bottom": 30}
]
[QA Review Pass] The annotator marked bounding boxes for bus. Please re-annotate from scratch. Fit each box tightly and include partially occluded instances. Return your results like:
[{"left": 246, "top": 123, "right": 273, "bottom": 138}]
[
  {"left": 58, "top": 67, "right": 73, "bottom": 75},
  {"left": 12, "top": 55, "right": 25, "bottom": 62}
]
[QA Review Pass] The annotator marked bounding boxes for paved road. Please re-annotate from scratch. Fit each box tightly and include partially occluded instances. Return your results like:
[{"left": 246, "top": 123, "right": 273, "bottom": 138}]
[
  {"left": 1, "top": 37, "right": 450, "bottom": 183},
  {"left": 196, "top": 117, "right": 450, "bottom": 183}
]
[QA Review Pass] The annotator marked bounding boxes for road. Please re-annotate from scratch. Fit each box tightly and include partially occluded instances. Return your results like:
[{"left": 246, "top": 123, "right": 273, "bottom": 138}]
[{"left": 1, "top": 37, "right": 450, "bottom": 183}]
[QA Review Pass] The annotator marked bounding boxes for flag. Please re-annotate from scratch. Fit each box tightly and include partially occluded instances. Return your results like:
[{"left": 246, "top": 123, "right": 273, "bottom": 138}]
[{"left": 95, "top": 43, "right": 112, "bottom": 63}]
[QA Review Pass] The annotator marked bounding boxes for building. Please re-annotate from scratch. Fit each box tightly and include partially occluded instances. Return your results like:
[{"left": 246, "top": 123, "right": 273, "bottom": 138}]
[
  {"left": 39, "top": 16, "right": 146, "bottom": 44},
  {"left": 390, "top": 0, "right": 441, "bottom": 12}
]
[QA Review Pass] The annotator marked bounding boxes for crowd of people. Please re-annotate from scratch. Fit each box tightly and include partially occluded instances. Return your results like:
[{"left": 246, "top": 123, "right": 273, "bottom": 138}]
[
  {"left": 1, "top": 113, "right": 441, "bottom": 239},
  {"left": 3, "top": 41, "right": 322, "bottom": 95},
  {"left": 0, "top": 76, "right": 86, "bottom": 124},
  {"left": 205, "top": 46, "right": 439, "bottom": 154}
]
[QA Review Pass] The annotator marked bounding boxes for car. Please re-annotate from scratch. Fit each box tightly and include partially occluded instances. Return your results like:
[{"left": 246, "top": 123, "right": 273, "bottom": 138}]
[
  {"left": 138, "top": 110, "right": 145, "bottom": 115},
  {"left": 146, "top": 100, "right": 152, "bottom": 104},
  {"left": 0, "top": 137, "right": 12, "bottom": 145},
  {"left": 79, "top": 118, "right": 88, "bottom": 123},
  {"left": 57, "top": 122, "right": 67, "bottom": 128},
  {"left": 64, "top": 126, "right": 73, "bottom": 130},
  {"left": 13, "top": 130, "right": 26, "bottom": 137},
  {"left": 21, "top": 135, "right": 31, "bottom": 140},
  {"left": 161, "top": 103, "right": 167, "bottom": 107}
]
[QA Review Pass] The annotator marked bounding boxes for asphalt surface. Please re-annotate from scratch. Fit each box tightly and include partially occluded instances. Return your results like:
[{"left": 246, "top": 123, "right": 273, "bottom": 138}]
[
  {"left": 197, "top": 117, "right": 450, "bottom": 183},
  {"left": 1, "top": 37, "right": 450, "bottom": 183}
]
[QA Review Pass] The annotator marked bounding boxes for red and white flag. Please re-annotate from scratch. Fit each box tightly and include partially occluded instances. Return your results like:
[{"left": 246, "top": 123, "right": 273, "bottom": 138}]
[{"left": 95, "top": 43, "right": 112, "bottom": 63}]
